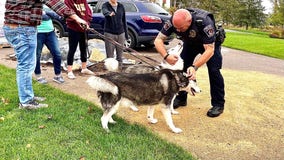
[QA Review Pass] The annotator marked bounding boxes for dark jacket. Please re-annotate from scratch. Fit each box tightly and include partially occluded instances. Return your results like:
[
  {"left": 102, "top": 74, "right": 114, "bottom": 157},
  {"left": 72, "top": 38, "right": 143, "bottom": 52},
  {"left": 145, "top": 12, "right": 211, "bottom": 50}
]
[{"left": 102, "top": 2, "right": 128, "bottom": 39}]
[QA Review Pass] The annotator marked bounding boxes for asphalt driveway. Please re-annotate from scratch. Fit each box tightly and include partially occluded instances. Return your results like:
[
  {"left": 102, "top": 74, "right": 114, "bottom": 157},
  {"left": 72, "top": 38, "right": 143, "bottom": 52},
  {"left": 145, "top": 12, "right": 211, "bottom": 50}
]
[{"left": 221, "top": 47, "right": 284, "bottom": 77}]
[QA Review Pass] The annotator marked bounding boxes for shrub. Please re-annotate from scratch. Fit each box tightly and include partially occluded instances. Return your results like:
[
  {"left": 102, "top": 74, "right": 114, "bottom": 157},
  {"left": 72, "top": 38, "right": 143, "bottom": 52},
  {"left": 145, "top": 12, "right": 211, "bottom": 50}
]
[{"left": 269, "top": 29, "right": 284, "bottom": 39}]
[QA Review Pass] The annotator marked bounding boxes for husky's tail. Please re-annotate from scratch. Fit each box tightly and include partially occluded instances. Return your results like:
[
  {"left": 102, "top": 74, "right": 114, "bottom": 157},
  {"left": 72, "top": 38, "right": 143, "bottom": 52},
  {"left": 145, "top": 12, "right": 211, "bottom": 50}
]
[{"left": 86, "top": 76, "right": 119, "bottom": 95}]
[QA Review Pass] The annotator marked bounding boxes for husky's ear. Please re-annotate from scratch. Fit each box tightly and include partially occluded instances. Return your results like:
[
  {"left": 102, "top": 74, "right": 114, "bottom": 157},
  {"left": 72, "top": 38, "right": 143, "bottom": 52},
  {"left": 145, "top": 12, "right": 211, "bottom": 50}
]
[
  {"left": 171, "top": 71, "right": 189, "bottom": 88},
  {"left": 167, "top": 43, "right": 183, "bottom": 56},
  {"left": 183, "top": 72, "right": 190, "bottom": 78}
]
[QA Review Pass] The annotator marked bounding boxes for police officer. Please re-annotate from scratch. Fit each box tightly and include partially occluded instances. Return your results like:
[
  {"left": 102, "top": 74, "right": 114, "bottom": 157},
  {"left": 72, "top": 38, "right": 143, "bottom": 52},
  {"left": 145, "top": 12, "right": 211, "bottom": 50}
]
[{"left": 154, "top": 8, "right": 225, "bottom": 117}]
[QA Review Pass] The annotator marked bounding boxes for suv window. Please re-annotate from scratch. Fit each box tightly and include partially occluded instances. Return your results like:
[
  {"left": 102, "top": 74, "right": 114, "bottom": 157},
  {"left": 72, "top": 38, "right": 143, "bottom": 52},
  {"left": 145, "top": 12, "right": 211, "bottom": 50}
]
[
  {"left": 90, "top": 1, "right": 137, "bottom": 13},
  {"left": 143, "top": 3, "right": 168, "bottom": 15},
  {"left": 89, "top": 2, "right": 99, "bottom": 13},
  {"left": 122, "top": 2, "right": 137, "bottom": 12}
]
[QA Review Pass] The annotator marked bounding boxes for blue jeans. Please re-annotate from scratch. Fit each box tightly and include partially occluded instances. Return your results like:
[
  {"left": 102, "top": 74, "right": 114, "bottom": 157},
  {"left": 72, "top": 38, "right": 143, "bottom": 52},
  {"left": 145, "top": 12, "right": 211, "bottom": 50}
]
[
  {"left": 35, "top": 31, "right": 62, "bottom": 76},
  {"left": 3, "top": 25, "right": 37, "bottom": 104}
]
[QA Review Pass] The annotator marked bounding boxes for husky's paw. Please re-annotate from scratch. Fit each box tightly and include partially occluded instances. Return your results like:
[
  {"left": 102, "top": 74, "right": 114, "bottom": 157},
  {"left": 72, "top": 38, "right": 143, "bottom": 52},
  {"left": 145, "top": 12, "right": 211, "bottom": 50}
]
[
  {"left": 103, "top": 128, "right": 111, "bottom": 133},
  {"left": 101, "top": 117, "right": 110, "bottom": 132},
  {"left": 148, "top": 118, "right": 158, "bottom": 124},
  {"left": 130, "top": 106, "right": 139, "bottom": 112},
  {"left": 172, "top": 127, "right": 183, "bottom": 134},
  {"left": 171, "top": 109, "right": 179, "bottom": 115}
]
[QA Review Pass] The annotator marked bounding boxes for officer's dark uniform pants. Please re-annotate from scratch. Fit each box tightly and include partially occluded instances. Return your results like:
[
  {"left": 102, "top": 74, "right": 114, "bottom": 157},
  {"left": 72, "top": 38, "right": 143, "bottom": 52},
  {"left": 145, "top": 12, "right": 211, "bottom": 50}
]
[{"left": 178, "top": 42, "right": 225, "bottom": 108}]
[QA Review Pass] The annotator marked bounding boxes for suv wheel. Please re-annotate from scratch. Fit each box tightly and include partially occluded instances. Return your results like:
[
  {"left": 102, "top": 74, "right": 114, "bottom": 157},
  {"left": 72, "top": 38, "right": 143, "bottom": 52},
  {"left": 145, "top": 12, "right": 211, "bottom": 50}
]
[
  {"left": 53, "top": 23, "right": 63, "bottom": 38},
  {"left": 124, "top": 31, "right": 136, "bottom": 49}
]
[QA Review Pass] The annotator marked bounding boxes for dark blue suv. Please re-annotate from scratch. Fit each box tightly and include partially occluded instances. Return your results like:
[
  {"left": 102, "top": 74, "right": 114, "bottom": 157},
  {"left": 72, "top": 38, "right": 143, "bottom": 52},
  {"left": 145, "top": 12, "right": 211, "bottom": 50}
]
[{"left": 50, "top": 0, "right": 173, "bottom": 48}]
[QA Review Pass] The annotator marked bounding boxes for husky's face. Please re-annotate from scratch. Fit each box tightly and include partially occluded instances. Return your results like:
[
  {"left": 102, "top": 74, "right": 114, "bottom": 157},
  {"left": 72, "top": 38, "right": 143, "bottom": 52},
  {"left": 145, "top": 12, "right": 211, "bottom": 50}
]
[{"left": 173, "top": 71, "right": 189, "bottom": 88}]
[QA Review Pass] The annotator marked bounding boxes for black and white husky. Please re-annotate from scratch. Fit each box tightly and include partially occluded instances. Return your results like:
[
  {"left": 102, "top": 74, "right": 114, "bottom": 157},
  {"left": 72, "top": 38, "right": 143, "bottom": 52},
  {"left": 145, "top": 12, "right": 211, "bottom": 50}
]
[
  {"left": 86, "top": 68, "right": 190, "bottom": 133},
  {"left": 86, "top": 44, "right": 200, "bottom": 133}
]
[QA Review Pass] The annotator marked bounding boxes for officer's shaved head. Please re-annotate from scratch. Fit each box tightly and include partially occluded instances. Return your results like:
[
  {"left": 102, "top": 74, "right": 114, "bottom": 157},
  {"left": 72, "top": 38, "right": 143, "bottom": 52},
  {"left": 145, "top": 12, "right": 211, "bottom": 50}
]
[{"left": 172, "top": 9, "right": 192, "bottom": 32}]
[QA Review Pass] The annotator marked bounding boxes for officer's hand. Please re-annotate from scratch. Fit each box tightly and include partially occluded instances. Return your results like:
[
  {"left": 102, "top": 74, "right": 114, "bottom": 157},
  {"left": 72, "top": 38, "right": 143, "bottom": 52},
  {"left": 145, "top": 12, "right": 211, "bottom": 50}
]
[
  {"left": 165, "top": 54, "right": 179, "bottom": 65},
  {"left": 187, "top": 66, "right": 196, "bottom": 80}
]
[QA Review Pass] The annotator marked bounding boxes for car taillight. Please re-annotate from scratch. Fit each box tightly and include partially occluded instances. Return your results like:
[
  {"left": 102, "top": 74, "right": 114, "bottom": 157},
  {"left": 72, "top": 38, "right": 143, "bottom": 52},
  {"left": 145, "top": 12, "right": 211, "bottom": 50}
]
[{"left": 141, "top": 15, "right": 162, "bottom": 23}]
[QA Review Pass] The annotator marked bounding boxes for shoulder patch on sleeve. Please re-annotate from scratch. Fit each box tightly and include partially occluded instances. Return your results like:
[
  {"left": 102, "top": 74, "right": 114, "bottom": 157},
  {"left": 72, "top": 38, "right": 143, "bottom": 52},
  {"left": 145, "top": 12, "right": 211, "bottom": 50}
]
[
  {"left": 163, "top": 20, "right": 172, "bottom": 31},
  {"left": 203, "top": 24, "right": 215, "bottom": 38}
]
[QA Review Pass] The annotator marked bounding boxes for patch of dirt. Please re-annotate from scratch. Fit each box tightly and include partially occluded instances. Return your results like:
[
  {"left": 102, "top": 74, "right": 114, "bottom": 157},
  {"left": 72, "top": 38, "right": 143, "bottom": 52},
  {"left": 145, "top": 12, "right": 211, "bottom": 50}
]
[{"left": 0, "top": 47, "right": 283, "bottom": 160}]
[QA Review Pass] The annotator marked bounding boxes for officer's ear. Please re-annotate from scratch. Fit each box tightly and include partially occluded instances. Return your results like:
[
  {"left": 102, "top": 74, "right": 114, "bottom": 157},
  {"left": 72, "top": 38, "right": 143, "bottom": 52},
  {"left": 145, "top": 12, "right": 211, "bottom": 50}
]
[{"left": 196, "top": 19, "right": 204, "bottom": 26}]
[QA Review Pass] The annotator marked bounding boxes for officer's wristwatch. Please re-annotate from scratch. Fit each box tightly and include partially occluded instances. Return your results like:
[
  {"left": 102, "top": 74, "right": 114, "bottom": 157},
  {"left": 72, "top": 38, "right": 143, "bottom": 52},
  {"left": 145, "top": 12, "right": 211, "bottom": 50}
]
[
  {"left": 191, "top": 65, "right": 198, "bottom": 71},
  {"left": 164, "top": 53, "right": 170, "bottom": 60}
]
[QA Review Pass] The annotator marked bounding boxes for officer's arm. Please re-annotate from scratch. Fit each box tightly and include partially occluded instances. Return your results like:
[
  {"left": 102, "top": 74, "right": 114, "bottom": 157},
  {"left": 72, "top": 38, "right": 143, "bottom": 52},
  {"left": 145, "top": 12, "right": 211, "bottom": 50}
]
[
  {"left": 154, "top": 32, "right": 167, "bottom": 57},
  {"left": 196, "top": 43, "right": 214, "bottom": 67},
  {"left": 154, "top": 32, "right": 179, "bottom": 65}
]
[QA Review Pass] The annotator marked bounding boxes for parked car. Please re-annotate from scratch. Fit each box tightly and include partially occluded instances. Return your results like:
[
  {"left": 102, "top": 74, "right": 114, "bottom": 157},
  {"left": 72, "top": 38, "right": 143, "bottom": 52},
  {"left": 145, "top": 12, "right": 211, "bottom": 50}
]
[{"left": 49, "top": 0, "right": 173, "bottom": 48}]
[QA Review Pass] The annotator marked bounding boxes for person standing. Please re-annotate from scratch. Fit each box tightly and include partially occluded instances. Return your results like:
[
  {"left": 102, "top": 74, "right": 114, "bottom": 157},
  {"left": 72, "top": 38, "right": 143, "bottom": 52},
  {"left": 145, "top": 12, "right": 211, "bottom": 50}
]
[
  {"left": 154, "top": 8, "right": 225, "bottom": 117},
  {"left": 35, "top": 10, "right": 65, "bottom": 84},
  {"left": 64, "top": 0, "right": 94, "bottom": 79},
  {"left": 3, "top": 0, "right": 88, "bottom": 109},
  {"left": 102, "top": 0, "right": 128, "bottom": 63}
]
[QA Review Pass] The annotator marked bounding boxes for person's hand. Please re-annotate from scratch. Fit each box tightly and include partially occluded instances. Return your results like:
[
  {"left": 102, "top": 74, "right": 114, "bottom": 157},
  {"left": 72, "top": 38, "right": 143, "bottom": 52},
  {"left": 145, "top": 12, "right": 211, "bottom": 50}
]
[
  {"left": 79, "top": 23, "right": 90, "bottom": 30},
  {"left": 110, "top": 12, "right": 115, "bottom": 16},
  {"left": 78, "top": 20, "right": 89, "bottom": 30},
  {"left": 70, "top": 14, "right": 90, "bottom": 29},
  {"left": 164, "top": 54, "right": 179, "bottom": 65},
  {"left": 187, "top": 66, "right": 196, "bottom": 80}
]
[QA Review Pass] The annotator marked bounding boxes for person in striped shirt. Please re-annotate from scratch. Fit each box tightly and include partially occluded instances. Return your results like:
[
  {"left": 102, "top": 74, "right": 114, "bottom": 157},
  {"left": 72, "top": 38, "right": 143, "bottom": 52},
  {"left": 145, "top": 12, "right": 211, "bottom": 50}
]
[{"left": 3, "top": 0, "right": 89, "bottom": 109}]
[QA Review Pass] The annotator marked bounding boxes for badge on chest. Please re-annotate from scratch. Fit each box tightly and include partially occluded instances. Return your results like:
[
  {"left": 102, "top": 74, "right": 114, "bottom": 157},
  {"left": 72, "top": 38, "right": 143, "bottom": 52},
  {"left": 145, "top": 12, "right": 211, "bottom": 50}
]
[{"left": 188, "top": 30, "right": 196, "bottom": 38}]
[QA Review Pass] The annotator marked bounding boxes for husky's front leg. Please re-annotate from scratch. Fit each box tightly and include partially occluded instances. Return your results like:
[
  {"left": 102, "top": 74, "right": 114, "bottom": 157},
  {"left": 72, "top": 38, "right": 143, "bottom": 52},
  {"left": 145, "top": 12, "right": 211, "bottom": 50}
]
[
  {"left": 161, "top": 105, "right": 182, "bottom": 133},
  {"left": 147, "top": 105, "right": 158, "bottom": 123},
  {"left": 170, "top": 95, "right": 179, "bottom": 115}
]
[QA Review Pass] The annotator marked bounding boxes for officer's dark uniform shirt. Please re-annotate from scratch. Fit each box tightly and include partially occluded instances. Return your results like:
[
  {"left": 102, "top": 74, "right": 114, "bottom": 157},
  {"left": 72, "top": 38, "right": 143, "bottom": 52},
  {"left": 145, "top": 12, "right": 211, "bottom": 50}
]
[{"left": 161, "top": 8, "right": 216, "bottom": 48}]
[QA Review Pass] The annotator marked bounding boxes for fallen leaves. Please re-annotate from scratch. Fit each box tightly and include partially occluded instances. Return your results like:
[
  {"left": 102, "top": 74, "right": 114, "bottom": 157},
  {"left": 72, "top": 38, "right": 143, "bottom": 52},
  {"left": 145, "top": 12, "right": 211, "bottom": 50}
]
[{"left": 1, "top": 97, "right": 10, "bottom": 105}]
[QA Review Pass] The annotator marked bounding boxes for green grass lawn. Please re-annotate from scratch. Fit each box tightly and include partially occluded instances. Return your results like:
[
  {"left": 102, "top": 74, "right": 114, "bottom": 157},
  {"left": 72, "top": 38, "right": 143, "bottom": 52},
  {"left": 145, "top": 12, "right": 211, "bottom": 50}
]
[
  {"left": 223, "top": 30, "right": 284, "bottom": 60},
  {"left": 0, "top": 65, "right": 195, "bottom": 159}
]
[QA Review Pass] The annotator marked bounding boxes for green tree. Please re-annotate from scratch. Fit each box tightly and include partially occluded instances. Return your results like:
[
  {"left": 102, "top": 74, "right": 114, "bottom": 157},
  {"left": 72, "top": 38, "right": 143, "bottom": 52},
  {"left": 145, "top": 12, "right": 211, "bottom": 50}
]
[
  {"left": 233, "top": 0, "right": 266, "bottom": 29},
  {"left": 167, "top": 0, "right": 267, "bottom": 29},
  {"left": 213, "top": 0, "right": 240, "bottom": 23},
  {"left": 270, "top": 0, "right": 284, "bottom": 27}
]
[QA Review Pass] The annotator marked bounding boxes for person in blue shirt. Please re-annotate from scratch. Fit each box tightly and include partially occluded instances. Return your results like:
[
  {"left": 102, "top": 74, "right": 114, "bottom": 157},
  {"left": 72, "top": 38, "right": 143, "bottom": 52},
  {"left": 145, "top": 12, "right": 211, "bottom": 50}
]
[
  {"left": 35, "top": 10, "right": 65, "bottom": 84},
  {"left": 154, "top": 8, "right": 225, "bottom": 117}
]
